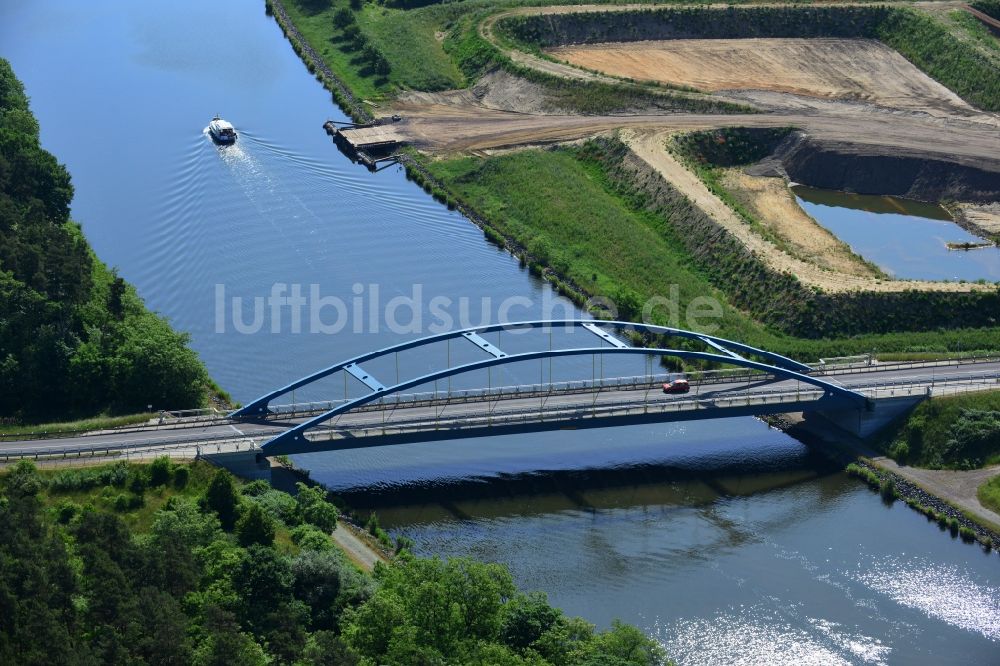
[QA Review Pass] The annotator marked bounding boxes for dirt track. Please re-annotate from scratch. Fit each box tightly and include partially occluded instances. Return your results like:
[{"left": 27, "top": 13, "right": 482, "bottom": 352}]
[
  {"left": 394, "top": 101, "right": 1000, "bottom": 166},
  {"left": 388, "top": 1, "right": 1000, "bottom": 294}
]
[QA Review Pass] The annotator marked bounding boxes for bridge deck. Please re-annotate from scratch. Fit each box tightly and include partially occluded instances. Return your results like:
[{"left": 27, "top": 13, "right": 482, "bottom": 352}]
[{"left": 4, "top": 361, "right": 999, "bottom": 462}]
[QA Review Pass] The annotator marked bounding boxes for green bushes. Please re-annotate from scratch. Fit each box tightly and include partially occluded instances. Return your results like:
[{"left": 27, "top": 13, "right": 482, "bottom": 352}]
[
  {"left": 49, "top": 461, "right": 130, "bottom": 492},
  {"left": 878, "top": 9, "right": 1000, "bottom": 112},
  {"left": 296, "top": 481, "right": 340, "bottom": 532},
  {"left": 673, "top": 128, "right": 794, "bottom": 168},
  {"left": 290, "top": 523, "right": 335, "bottom": 551},
  {"left": 364, "top": 510, "right": 393, "bottom": 549},
  {"left": 149, "top": 455, "right": 173, "bottom": 486},
  {"left": 879, "top": 477, "right": 898, "bottom": 503},
  {"left": 978, "top": 474, "right": 1000, "bottom": 515},
  {"left": 113, "top": 492, "right": 144, "bottom": 512},
  {"left": 499, "top": 6, "right": 889, "bottom": 47},
  {"left": 332, "top": 6, "right": 353, "bottom": 28},
  {"left": 172, "top": 465, "right": 189, "bottom": 489},
  {"left": 846, "top": 462, "right": 881, "bottom": 489},
  {"left": 878, "top": 391, "right": 1000, "bottom": 469}
]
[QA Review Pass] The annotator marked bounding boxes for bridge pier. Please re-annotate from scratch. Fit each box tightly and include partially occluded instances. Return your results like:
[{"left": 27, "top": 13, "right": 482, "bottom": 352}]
[
  {"left": 815, "top": 395, "right": 925, "bottom": 439},
  {"left": 202, "top": 450, "right": 272, "bottom": 481}
]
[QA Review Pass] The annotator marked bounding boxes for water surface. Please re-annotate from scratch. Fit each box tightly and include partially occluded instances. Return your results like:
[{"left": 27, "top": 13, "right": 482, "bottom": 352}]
[
  {"left": 366, "top": 422, "right": 1000, "bottom": 664},
  {"left": 3, "top": 3, "right": 999, "bottom": 663},
  {"left": 793, "top": 185, "right": 1000, "bottom": 282}
]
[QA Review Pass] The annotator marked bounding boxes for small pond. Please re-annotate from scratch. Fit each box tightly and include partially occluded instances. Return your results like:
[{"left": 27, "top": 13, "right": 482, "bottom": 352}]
[{"left": 792, "top": 185, "right": 1000, "bottom": 282}]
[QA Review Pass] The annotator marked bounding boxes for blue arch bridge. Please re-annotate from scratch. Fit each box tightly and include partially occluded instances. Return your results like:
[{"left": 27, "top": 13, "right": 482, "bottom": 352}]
[{"left": 231, "top": 320, "right": 888, "bottom": 458}]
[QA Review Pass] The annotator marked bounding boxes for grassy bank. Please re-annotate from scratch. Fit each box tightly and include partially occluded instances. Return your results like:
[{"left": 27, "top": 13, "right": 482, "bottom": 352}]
[
  {"left": 847, "top": 460, "right": 997, "bottom": 548},
  {"left": 277, "top": 0, "right": 467, "bottom": 101},
  {"left": 979, "top": 475, "right": 1000, "bottom": 515},
  {"left": 279, "top": 0, "right": 748, "bottom": 115},
  {"left": 875, "top": 390, "right": 1000, "bottom": 469},
  {"left": 0, "top": 459, "right": 668, "bottom": 665},
  {"left": 426, "top": 147, "right": 758, "bottom": 337},
  {"left": 424, "top": 140, "right": 1000, "bottom": 360},
  {"left": 0, "top": 413, "right": 154, "bottom": 440}
]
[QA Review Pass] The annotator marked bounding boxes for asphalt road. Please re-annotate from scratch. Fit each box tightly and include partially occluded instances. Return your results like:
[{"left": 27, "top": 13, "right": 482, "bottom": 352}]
[{"left": 4, "top": 360, "right": 999, "bottom": 457}]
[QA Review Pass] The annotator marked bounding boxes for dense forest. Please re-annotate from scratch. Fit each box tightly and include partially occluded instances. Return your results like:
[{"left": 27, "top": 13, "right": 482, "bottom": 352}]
[
  {"left": 0, "top": 59, "right": 211, "bottom": 422},
  {"left": 0, "top": 459, "right": 668, "bottom": 665}
]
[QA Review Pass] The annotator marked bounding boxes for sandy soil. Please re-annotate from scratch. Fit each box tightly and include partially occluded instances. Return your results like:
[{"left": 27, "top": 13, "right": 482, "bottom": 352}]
[
  {"left": 386, "top": 1, "right": 1000, "bottom": 295},
  {"left": 956, "top": 203, "right": 1000, "bottom": 238},
  {"left": 548, "top": 38, "right": 973, "bottom": 115},
  {"left": 393, "top": 101, "right": 1000, "bottom": 167},
  {"left": 622, "top": 129, "right": 991, "bottom": 293},
  {"left": 721, "top": 171, "right": 880, "bottom": 277}
]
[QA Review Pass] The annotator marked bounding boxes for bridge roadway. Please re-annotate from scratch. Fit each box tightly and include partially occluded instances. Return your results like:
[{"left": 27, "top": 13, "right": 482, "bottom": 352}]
[{"left": 4, "top": 360, "right": 1000, "bottom": 460}]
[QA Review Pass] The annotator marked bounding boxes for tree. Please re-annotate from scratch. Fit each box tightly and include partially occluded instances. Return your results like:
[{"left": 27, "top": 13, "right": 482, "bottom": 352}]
[
  {"left": 232, "top": 545, "right": 294, "bottom": 634},
  {"left": 333, "top": 7, "right": 355, "bottom": 29},
  {"left": 125, "top": 587, "right": 193, "bottom": 665},
  {"left": 572, "top": 620, "right": 666, "bottom": 666},
  {"left": 501, "top": 591, "right": 562, "bottom": 652},
  {"left": 236, "top": 502, "right": 276, "bottom": 547},
  {"left": 343, "top": 556, "right": 516, "bottom": 661},
  {"left": 246, "top": 488, "right": 300, "bottom": 525},
  {"left": 295, "top": 482, "right": 339, "bottom": 532},
  {"left": 202, "top": 469, "right": 239, "bottom": 531},
  {"left": 291, "top": 550, "right": 371, "bottom": 632},
  {"left": 149, "top": 456, "right": 172, "bottom": 487},
  {"left": 301, "top": 630, "right": 359, "bottom": 666},
  {"left": 193, "top": 604, "right": 268, "bottom": 666},
  {"left": 0, "top": 461, "right": 86, "bottom": 666}
]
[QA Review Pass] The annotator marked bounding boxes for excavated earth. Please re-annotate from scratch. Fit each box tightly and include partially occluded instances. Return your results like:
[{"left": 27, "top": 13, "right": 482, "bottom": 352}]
[
  {"left": 547, "top": 38, "right": 975, "bottom": 117},
  {"left": 386, "top": 2, "right": 1000, "bottom": 293}
]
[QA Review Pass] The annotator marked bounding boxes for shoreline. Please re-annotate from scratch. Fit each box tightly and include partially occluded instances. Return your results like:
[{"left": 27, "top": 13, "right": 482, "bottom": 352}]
[{"left": 779, "top": 412, "right": 1000, "bottom": 553}]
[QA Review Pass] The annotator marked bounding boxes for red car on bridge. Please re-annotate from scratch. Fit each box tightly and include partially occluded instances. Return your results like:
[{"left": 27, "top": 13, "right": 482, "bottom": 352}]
[{"left": 662, "top": 378, "right": 690, "bottom": 394}]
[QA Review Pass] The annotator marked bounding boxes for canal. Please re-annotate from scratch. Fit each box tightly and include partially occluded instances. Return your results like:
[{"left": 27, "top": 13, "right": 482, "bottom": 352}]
[{"left": 2, "top": 1, "right": 997, "bottom": 662}]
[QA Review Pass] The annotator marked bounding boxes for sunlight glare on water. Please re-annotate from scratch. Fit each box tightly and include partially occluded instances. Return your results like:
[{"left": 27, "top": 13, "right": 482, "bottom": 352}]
[
  {"left": 655, "top": 609, "right": 891, "bottom": 666},
  {"left": 854, "top": 556, "right": 1000, "bottom": 642}
]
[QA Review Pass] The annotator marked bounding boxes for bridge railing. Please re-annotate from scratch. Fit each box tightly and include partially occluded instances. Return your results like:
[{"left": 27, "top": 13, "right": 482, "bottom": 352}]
[
  {"left": 6, "top": 375, "right": 999, "bottom": 461},
  {"left": 295, "top": 388, "right": 840, "bottom": 446},
  {"left": 265, "top": 368, "right": 778, "bottom": 416},
  {"left": 0, "top": 433, "right": 258, "bottom": 464}
]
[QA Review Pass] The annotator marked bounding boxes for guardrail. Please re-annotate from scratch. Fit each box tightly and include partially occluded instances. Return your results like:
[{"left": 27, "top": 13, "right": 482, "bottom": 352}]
[
  {"left": 5, "top": 375, "right": 999, "bottom": 462},
  {"left": 5, "top": 358, "right": 998, "bottom": 442}
]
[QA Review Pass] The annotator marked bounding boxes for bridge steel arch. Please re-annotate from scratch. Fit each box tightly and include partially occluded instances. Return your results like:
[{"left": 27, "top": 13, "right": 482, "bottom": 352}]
[{"left": 231, "top": 320, "right": 867, "bottom": 452}]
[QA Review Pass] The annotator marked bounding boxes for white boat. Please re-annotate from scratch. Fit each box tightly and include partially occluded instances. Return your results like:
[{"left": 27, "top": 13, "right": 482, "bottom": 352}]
[{"left": 208, "top": 115, "right": 237, "bottom": 144}]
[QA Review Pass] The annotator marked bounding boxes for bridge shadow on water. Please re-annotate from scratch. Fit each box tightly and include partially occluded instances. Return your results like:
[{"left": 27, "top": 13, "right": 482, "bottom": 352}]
[{"left": 332, "top": 444, "right": 843, "bottom": 519}]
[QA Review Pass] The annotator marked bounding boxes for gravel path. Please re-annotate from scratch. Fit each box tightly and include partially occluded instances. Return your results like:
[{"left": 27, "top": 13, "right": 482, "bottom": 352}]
[
  {"left": 874, "top": 459, "right": 1000, "bottom": 529},
  {"left": 331, "top": 521, "right": 389, "bottom": 572}
]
